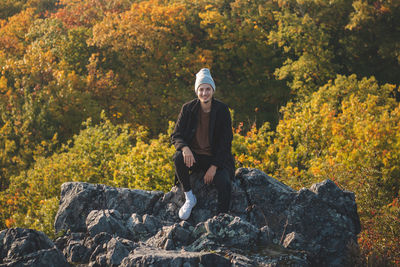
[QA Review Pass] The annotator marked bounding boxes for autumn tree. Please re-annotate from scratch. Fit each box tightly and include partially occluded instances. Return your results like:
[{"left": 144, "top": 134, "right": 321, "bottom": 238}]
[
  {"left": 268, "top": 0, "right": 400, "bottom": 99},
  {"left": 89, "top": 0, "right": 206, "bottom": 133},
  {"left": 344, "top": 0, "right": 400, "bottom": 85},
  {"left": 52, "top": 0, "right": 132, "bottom": 28},
  {"left": 0, "top": 0, "right": 27, "bottom": 20},
  {"left": 234, "top": 74, "right": 400, "bottom": 263},
  {"left": 0, "top": 8, "right": 37, "bottom": 57},
  {"left": 194, "top": 0, "right": 290, "bottom": 127},
  {"left": 0, "top": 15, "right": 101, "bottom": 191},
  {"left": 0, "top": 114, "right": 175, "bottom": 236}
]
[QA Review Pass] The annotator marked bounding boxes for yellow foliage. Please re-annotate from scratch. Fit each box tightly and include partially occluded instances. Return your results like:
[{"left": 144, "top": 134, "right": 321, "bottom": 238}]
[
  {"left": 231, "top": 75, "right": 399, "bottom": 263},
  {"left": 0, "top": 116, "right": 176, "bottom": 236},
  {"left": 0, "top": 8, "right": 37, "bottom": 55},
  {"left": 5, "top": 218, "right": 15, "bottom": 228}
]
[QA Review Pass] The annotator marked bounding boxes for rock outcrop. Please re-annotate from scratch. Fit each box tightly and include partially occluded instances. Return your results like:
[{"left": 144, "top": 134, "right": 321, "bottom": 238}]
[
  {"left": 1, "top": 168, "right": 361, "bottom": 266},
  {"left": 0, "top": 228, "right": 70, "bottom": 267},
  {"left": 54, "top": 182, "right": 163, "bottom": 234}
]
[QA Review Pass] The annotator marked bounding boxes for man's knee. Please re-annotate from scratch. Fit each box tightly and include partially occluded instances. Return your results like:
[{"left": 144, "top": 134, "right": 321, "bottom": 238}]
[
  {"left": 173, "top": 151, "right": 184, "bottom": 166},
  {"left": 214, "top": 169, "right": 231, "bottom": 190}
]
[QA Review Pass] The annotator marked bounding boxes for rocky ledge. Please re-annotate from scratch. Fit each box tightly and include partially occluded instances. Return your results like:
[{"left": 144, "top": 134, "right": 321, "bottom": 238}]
[{"left": 0, "top": 168, "right": 361, "bottom": 266}]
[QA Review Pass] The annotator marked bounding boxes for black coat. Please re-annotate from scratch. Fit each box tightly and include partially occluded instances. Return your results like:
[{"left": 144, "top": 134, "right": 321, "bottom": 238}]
[{"left": 171, "top": 98, "right": 235, "bottom": 179}]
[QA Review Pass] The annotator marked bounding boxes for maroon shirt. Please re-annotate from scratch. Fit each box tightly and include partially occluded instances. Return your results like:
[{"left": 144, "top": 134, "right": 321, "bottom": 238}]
[{"left": 191, "top": 107, "right": 212, "bottom": 156}]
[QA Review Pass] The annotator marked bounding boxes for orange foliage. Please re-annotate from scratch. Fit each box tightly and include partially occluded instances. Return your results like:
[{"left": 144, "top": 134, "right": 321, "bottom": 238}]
[
  {"left": 52, "top": 0, "right": 131, "bottom": 28},
  {"left": 0, "top": 8, "right": 37, "bottom": 56}
]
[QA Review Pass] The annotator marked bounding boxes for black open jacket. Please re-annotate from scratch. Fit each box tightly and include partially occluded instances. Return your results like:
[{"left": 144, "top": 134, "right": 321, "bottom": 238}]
[{"left": 171, "top": 98, "right": 235, "bottom": 179}]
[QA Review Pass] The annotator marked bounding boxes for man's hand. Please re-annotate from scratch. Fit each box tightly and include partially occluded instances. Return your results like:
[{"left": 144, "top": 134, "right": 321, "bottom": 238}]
[
  {"left": 182, "top": 146, "right": 196, "bottom": 168},
  {"left": 204, "top": 165, "right": 217, "bottom": 185}
]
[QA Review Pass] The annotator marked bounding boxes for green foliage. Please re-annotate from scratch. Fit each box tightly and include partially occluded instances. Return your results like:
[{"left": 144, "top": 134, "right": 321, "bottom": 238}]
[
  {"left": 0, "top": 0, "right": 399, "bottom": 264},
  {"left": 0, "top": 16, "right": 102, "bottom": 190},
  {"left": 0, "top": 113, "right": 132, "bottom": 234},
  {"left": 268, "top": 7, "right": 337, "bottom": 97},
  {"left": 0, "top": 113, "right": 175, "bottom": 237},
  {"left": 268, "top": 0, "right": 400, "bottom": 98},
  {"left": 111, "top": 121, "right": 176, "bottom": 191},
  {"left": 0, "top": 0, "right": 27, "bottom": 20},
  {"left": 344, "top": 0, "right": 400, "bottom": 83},
  {"left": 61, "top": 27, "right": 94, "bottom": 74},
  {"left": 233, "top": 75, "right": 400, "bottom": 264},
  {"left": 196, "top": 0, "right": 290, "bottom": 126}
]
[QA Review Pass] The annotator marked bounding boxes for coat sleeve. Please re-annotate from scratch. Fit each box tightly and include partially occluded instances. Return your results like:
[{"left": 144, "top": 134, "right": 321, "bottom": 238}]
[
  {"left": 171, "top": 104, "right": 189, "bottom": 151},
  {"left": 211, "top": 105, "right": 233, "bottom": 169}
]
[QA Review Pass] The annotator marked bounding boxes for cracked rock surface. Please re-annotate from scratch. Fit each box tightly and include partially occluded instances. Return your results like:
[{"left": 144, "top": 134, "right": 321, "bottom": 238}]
[
  {"left": 1, "top": 168, "right": 360, "bottom": 266},
  {"left": 0, "top": 228, "right": 71, "bottom": 267}
]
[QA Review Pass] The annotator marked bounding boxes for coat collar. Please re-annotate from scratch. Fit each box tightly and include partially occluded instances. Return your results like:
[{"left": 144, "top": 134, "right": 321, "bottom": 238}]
[
  {"left": 190, "top": 98, "right": 216, "bottom": 114},
  {"left": 190, "top": 99, "right": 200, "bottom": 113}
]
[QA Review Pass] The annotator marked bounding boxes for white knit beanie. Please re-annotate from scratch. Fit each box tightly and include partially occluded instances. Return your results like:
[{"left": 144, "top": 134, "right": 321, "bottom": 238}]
[{"left": 195, "top": 68, "right": 215, "bottom": 93}]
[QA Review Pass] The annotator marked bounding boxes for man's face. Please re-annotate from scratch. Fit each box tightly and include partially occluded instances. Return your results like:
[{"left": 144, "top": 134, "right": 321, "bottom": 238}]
[{"left": 197, "top": 84, "right": 214, "bottom": 104}]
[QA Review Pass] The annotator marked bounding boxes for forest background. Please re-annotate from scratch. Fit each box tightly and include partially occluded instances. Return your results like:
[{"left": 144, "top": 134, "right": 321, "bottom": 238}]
[{"left": 0, "top": 0, "right": 399, "bottom": 265}]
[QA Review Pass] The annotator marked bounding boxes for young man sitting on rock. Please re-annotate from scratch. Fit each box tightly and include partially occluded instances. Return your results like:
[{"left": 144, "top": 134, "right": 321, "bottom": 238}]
[{"left": 171, "top": 68, "right": 235, "bottom": 220}]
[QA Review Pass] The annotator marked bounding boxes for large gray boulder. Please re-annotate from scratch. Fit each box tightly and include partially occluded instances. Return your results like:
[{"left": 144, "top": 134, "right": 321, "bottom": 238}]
[
  {"left": 56, "top": 168, "right": 360, "bottom": 266},
  {"left": 283, "top": 179, "right": 361, "bottom": 266},
  {"left": 86, "top": 209, "right": 129, "bottom": 238},
  {"left": 120, "top": 247, "right": 231, "bottom": 267},
  {"left": 146, "top": 220, "right": 194, "bottom": 250},
  {"left": 188, "top": 214, "right": 260, "bottom": 251},
  {"left": 152, "top": 168, "right": 360, "bottom": 266},
  {"left": 54, "top": 182, "right": 163, "bottom": 233},
  {"left": 234, "top": 169, "right": 361, "bottom": 266},
  {"left": 105, "top": 237, "right": 136, "bottom": 267},
  {"left": 0, "top": 228, "right": 70, "bottom": 267},
  {"left": 60, "top": 232, "right": 90, "bottom": 264},
  {"left": 235, "top": 168, "right": 297, "bottom": 230},
  {"left": 126, "top": 213, "right": 163, "bottom": 241},
  {"left": 6, "top": 167, "right": 360, "bottom": 266}
]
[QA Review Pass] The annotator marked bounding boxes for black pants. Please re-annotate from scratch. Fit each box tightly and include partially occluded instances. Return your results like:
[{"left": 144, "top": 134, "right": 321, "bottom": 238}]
[{"left": 173, "top": 150, "right": 231, "bottom": 213}]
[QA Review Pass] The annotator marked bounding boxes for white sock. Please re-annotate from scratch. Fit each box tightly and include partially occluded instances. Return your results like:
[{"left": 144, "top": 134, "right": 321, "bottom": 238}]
[{"left": 184, "top": 190, "right": 195, "bottom": 203}]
